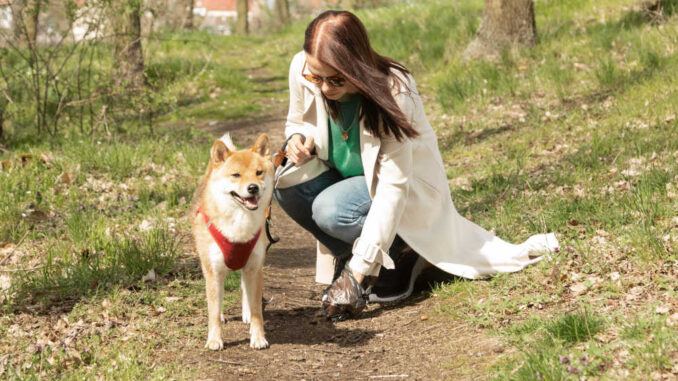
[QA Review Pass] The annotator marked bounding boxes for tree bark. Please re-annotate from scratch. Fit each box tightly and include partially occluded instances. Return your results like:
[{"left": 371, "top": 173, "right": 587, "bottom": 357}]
[
  {"left": 0, "top": 106, "right": 4, "bottom": 142},
  {"left": 10, "top": 1, "right": 24, "bottom": 41},
  {"left": 183, "top": 0, "right": 194, "bottom": 30},
  {"left": 343, "top": 0, "right": 361, "bottom": 10},
  {"left": 235, "top": 0, "right": 248, "bottom": 35},
  {"left": 464, "top": 0, "right": 537, "bottom": 60},
  {"left": 19, "top": 0, "right": 41, "bottom": 48},
  {"left": 110, "top": 0, "right": 146, "bottom": 89},
  {"left": 274, "top": 0, "right": 290, "bottom": 26}
]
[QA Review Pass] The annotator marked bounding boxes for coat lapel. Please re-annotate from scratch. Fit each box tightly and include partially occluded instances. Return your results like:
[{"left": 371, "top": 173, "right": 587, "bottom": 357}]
[
  {"left": 299, "top": 79, "right": 329, "bottom": 160},
  {"left": 359, "top": 119, "right": 381, "bottom": 198},
  {"left": 297, "top": 53, "right": 331, "bottom": 160},
  {"left": 314, "top": 91, "right": 329, "bottom": 161}
]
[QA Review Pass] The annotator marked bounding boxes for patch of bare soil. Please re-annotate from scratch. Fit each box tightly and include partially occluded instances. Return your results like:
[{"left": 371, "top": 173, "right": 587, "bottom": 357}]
[{"left": 181, "top": 111, "right": 506, "bottom": 380}]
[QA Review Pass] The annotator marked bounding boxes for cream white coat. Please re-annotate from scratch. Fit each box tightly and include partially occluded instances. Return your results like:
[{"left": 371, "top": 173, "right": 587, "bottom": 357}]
[{"left": 278, "top": 51, "right": 559, "bottom": 278}]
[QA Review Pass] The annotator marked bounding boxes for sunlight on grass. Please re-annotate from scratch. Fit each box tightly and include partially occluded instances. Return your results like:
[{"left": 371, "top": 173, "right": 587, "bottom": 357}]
[
  {"left": 8, "top": 227, "right": 181, "bottom": 308},
  {"left": 491, "top": 310, "right": 607, "bottom": 380},
  {"left": 545, "top": 310, "right": 606, "bottom": 343}
]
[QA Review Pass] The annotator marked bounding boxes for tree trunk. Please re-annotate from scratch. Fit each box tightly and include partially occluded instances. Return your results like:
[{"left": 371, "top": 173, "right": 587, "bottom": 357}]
[
  {"left": 0, "top": 106, "right": 4, "bottom": 142},
  {"left": 464, "top": 0, "right": 537, "bottom": 60},
  {"left": 235, "top": 0, "right": 248, "bottom": 35},
  {"left": 183, "top": 0, "right": 194, "bottom": 30},
  {"left": 19, "top": 0, "right": 41, "bottom": 48},
  {"left": 343, "top": 0, "right": 361, "bottom": 10},
  {"left": 274, "top": 0, "right": 290, "bottom": 26},
  {"left": 110, "top": 0, "right": 146, "bottom": 89},
  {"left": 10, "top": 1, "right": 24, "bottom": 41}
]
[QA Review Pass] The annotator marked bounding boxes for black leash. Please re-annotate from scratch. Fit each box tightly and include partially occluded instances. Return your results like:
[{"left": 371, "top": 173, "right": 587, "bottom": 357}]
[
  {"left": 266, "top": 134, "right": 309, "bottom": 252},
  {"left": 265, "top": 207, "right": 280, "bottom": 252}
]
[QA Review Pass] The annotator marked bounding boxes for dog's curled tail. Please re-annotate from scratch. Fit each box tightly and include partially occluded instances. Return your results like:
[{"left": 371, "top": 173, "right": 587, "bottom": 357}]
[{"left": 219, "top": 133, "right": 237, "bottom": 152}]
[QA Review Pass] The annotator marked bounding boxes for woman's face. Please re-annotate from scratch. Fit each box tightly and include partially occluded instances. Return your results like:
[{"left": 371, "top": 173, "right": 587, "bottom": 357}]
[{"left": 305, "top": 54, "right": 359, "bottom": 101}]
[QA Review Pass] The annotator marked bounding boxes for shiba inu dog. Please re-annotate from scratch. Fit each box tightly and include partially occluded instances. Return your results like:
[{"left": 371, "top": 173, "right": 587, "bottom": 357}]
[{"left": 191, "top": 133, "right": 274, "bottom": 350}]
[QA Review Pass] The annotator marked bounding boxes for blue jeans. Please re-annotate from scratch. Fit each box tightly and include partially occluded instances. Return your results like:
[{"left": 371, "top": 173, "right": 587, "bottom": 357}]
[{"left": 274, "top": 169, "right": 405, "bottom": 263}]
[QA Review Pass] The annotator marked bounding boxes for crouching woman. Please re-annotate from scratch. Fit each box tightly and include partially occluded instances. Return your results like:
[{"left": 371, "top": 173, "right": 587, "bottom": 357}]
[{"left": 274, "top": 10, "right": 559, "bottom": 318}]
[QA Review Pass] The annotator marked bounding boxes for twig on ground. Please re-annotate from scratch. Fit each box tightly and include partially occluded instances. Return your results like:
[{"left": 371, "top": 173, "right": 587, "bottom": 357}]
[
  {"left": 307, "top": 369, "right": 349, "bottom": 375},
  {"left": 309, "top": 347, "right": 349, "bottom": 355},
  {"left": 420, "top": 323, "right": 442, "bottom": 334},
  {"left": 268, "top": 274, "right": 315, "bottom": 279},
  {"left": 0, "top": 231, "right": 30, "bottom": 266},
  {"left": 266, "top": 285, "right": 317, "bottom": 294},
  {"left": 0, "top": 265, "right": 45, "bottom": 272},
  {"left": 282, "top": 297, "right": 314, "bottom": 306},
  {"left": 450, "top": 322, "right": 471, "bottom": 331},
  {"left": 369, "top": 375, "right": 409, "bottom": 379},
  {"left": 196, "top": 52, "right": 213, "bottom": 77},
  {"left": 509, "top": 361, "right": 525, "bottom": 375},
  {"left": 208, "top": 358, "right": 244, "bottom": 366}
]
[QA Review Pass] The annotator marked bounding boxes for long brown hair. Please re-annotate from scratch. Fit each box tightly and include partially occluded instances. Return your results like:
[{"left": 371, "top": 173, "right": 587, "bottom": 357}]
[{"left": 303, "top": 10, "right": 418, "bottom": 141}]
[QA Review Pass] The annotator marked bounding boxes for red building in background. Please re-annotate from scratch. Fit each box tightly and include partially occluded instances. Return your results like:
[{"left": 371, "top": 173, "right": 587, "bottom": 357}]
[{"left": 194, "top": 0, "right": 259, "bottom": 34}]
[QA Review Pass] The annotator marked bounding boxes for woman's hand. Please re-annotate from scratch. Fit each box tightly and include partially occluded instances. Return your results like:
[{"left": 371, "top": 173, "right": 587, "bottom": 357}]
[
  {"left": 287, "top": 135, "right": 316, "bottom": 166},
  {"left": 321, "top": 267, "right": 374, "bottom": 321}
]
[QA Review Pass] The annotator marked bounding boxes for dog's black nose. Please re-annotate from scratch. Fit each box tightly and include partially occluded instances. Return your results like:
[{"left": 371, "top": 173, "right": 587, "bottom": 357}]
[{"left": 247, "top": 184, "right": 259, "bottom": 195}]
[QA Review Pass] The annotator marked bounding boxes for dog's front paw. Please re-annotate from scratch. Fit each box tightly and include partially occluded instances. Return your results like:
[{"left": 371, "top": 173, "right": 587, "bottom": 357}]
[
  {"left": 205, "top": 336, "right": 224, "bottom": 351},
  {"left": 249, "top": 333, "right": 269, "bottom": 350},
  {"left": 220, "top": 313, "right": 226, "bottom": 323}
]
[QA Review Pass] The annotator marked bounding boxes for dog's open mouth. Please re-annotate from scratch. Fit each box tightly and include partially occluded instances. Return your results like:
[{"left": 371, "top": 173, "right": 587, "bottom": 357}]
[{"left": 231, "top": 192, "right": 260, "bottom": 210}]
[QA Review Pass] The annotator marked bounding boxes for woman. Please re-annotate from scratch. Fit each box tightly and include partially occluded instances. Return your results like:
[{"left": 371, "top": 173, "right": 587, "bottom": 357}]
[{"left": 274, "top": 11, "right": 558, "bottom": 318}]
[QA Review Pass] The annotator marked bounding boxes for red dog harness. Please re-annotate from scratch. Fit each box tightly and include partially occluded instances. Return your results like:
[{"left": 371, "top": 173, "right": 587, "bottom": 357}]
[{"left": 197, "top": 207, "right": 261, "bottom": 270}]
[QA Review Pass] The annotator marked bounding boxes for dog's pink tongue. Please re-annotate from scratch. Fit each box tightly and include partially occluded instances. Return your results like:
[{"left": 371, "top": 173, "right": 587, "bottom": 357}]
[{"left": 244, "top": 197, "right": 258, "bottom": 208}]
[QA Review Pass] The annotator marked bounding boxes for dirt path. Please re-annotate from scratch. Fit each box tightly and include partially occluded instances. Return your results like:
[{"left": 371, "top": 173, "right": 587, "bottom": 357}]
[{"left": 186, "top": 110, "right": 506, "bottom": 380}]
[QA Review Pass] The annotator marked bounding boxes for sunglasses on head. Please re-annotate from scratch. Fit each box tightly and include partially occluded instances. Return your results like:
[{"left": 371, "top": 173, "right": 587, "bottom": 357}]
[{"left": 301, "top": 61, "right": 346, "bottom": 88}]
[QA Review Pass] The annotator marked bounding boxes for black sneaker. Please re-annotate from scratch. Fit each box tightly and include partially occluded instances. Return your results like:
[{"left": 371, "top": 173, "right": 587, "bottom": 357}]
[{"left": 368, "top": 252, "right": 428, "bottom": 303}]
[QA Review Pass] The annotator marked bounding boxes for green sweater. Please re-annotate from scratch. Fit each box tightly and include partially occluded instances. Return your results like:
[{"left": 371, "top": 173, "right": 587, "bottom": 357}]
[{"left": 328, "top": 95, "right": 364, "bottom": 178}]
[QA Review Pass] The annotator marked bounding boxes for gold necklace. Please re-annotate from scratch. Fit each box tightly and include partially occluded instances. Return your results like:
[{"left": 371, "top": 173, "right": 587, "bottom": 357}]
[{"left": 337, "top": 108, "right": 359, "bottom": 141}]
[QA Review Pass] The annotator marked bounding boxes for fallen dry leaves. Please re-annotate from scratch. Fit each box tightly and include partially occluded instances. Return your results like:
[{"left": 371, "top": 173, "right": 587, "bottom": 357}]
[{"left": 448, "top": 176, "right": 473, "bottom": 191}]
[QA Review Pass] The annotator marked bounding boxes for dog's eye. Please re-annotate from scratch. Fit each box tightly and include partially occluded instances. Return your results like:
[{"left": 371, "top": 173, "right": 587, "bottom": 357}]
[
  {"left": 256, "top": 170, "right": 263, "bottom": 176},
  {"left": 231, "top": 173, "right": 240, "bottom": 178}
]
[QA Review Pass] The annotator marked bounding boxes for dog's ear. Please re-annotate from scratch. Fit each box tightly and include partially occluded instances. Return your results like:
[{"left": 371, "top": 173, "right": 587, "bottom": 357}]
[
  {"left": 252, "top": 133, "right": 270, "bottom": 157},
  {"left": 211, "top": 140, "right": 231, "bottom": 164}
]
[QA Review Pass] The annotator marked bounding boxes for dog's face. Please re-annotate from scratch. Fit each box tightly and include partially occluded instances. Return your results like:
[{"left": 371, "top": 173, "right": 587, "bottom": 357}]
[{"left": 207, "top": 134, "right": 273, "bottom": 211}]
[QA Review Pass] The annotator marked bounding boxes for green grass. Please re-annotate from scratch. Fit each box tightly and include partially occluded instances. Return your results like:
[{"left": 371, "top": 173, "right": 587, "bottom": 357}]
[
  {"left": 491, "top": 307, "right": 676, "bottom": 380},
  {"left": 0, "top": 127, "right": 215, "bottom": 313},
  {"left": 425, "top": 1, "right": 678, "bottom": 369},
  {"left": 545, "top": 310, "right": 606, "bottom": 343},
  {"left": 10, "top": 227, "right": 181, "bottom": 305}
]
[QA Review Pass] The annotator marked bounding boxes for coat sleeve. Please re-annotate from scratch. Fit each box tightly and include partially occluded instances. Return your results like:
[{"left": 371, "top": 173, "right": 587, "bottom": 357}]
[
  {"left": 285, "top": 53, "right": 312, "bottom": 139},
  {"left": 348, "top": 91, "right": 417, "bottom": 276}
]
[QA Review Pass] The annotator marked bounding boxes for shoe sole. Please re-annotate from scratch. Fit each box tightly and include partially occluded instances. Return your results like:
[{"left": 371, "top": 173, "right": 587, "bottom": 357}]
[{"left": 368, "top": 256, "right": 428, "bottom": 304}]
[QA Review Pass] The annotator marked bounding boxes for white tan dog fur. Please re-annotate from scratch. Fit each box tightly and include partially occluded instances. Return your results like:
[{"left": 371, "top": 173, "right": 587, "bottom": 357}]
[{"left": 191, "top": 133, "right": 273, "bottom": 350}]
